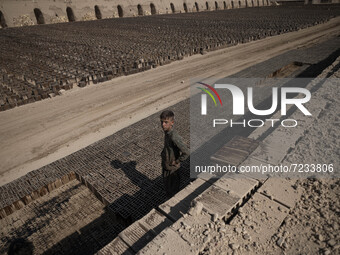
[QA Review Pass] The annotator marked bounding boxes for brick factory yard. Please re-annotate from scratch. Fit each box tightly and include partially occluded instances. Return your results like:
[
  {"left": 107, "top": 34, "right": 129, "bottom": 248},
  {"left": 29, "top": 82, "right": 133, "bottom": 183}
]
[
  {"left": 0, "top": 6, "right": 339, "bottom": 185},
  {"left": 0, "top": 5, "right": 340, "bottom": 255}
]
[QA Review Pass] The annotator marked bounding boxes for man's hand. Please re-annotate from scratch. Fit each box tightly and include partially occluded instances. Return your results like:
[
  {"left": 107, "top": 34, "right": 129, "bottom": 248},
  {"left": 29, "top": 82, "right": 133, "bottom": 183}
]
[{"left": 171, "top": 161, "right": 180, "bottom": 168}]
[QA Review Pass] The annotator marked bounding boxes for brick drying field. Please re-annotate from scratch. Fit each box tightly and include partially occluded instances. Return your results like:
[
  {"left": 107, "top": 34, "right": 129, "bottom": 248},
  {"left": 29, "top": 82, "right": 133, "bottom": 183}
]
[
  {"left": 0, "top": 5, "right": 339, "bottom": 111},
  {"left": 0, "top": 31, "right": 339, "bottom": 253}
]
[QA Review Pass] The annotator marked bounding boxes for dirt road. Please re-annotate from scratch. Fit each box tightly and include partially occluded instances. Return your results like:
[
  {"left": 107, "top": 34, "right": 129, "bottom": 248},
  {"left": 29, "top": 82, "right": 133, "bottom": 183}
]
[{"left": 0, "top": 17, "right": 339, "bottom": 185}]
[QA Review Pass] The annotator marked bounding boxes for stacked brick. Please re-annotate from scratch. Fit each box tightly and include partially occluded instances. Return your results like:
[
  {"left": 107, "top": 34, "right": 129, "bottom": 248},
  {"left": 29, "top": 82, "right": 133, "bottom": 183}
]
[
  {"left": 0, "top": 179, "right": 126, "bottom": 255},
  {"left": 0, "top": 99, "right": 190, "bottom": 223},
  {"left": 1, "top": 5, "right": 339, "bottom": 111},
  {"left": 0, "top": 167, "right": 76, "bottom": 219}
]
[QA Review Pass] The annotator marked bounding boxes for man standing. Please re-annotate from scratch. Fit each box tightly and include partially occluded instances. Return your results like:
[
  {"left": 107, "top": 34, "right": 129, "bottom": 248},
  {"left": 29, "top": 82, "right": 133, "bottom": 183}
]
[{"left": 160, "top": 110, "right": 189, "bottom": 198}]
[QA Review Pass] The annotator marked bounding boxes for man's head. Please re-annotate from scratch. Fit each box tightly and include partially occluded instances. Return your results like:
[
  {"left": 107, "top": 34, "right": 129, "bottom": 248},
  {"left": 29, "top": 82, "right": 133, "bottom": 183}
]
[{"left": 160, "top": 110, "right": 175, "bottom": 132}]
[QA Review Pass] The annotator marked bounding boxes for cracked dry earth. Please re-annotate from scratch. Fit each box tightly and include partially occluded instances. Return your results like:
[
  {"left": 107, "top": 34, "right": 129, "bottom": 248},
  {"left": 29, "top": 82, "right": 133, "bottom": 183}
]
[{"left": 194, "top": 60, "right": 340, "bottom": 255}]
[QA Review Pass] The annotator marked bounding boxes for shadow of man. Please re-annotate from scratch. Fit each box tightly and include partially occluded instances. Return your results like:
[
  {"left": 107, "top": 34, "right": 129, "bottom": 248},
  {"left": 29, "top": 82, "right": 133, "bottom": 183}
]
[
  {"left": 110, "top": 159, "right": 151, "bottom": 189},
  {"left": 109, "top": 159, "right": 165, "bottom": 226},
  {"left": 8, "top": 238, "right": 34, "bottom": 255}
]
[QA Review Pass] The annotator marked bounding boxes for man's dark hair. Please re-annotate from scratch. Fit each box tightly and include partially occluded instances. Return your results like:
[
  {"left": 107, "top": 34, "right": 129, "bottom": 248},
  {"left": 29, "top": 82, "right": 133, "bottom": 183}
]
[{"left": 160, "top": 110, "right": 174, "bottom": 120}]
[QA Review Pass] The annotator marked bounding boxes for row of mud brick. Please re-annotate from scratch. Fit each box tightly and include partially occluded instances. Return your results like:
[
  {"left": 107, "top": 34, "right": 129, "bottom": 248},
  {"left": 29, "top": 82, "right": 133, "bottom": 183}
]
[
  {"left": 1, "top": 6, "right": 339, "bottom": 111},
  {"left": 75, "top": 159, "right": 191, "bottom": 225},
  {"left": 0, "top": 143, "right": 190, "bottom": 225},
  {"left": 0, "top": 170, "right": 76, "bottom": 219},
  {"left": 0, "top": 161, "right": 190, "bottom": 225}
]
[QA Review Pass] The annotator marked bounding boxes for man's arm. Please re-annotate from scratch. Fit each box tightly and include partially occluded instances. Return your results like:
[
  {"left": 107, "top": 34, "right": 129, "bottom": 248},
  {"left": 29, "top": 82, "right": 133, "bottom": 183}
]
[{"left": 172, "top": 131, "right": 190, "bottom": 163}]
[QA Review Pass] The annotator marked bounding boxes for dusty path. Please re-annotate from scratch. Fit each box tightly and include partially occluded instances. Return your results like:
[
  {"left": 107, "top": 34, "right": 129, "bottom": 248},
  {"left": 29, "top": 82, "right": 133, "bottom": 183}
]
[{"left": 0, "top": 17, "right": 339, "bottom": 185}]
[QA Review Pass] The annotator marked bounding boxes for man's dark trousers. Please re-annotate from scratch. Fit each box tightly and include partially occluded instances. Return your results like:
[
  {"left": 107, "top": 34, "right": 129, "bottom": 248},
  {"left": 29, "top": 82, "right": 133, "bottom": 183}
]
[{"left": 163, "top": 168, "right": 180, "bottom": 198}]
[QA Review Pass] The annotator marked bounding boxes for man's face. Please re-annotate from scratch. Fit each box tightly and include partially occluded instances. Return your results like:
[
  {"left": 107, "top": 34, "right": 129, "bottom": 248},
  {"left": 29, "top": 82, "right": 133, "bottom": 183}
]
[{"left": 161, "top": 118, "right": 174, "bottom": 132}]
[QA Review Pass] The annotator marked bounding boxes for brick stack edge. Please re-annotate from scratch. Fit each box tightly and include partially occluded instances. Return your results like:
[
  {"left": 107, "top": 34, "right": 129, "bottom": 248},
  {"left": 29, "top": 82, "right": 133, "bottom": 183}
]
[{"left": 0, "top": 170, "right": 76, "bottom": 219}]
